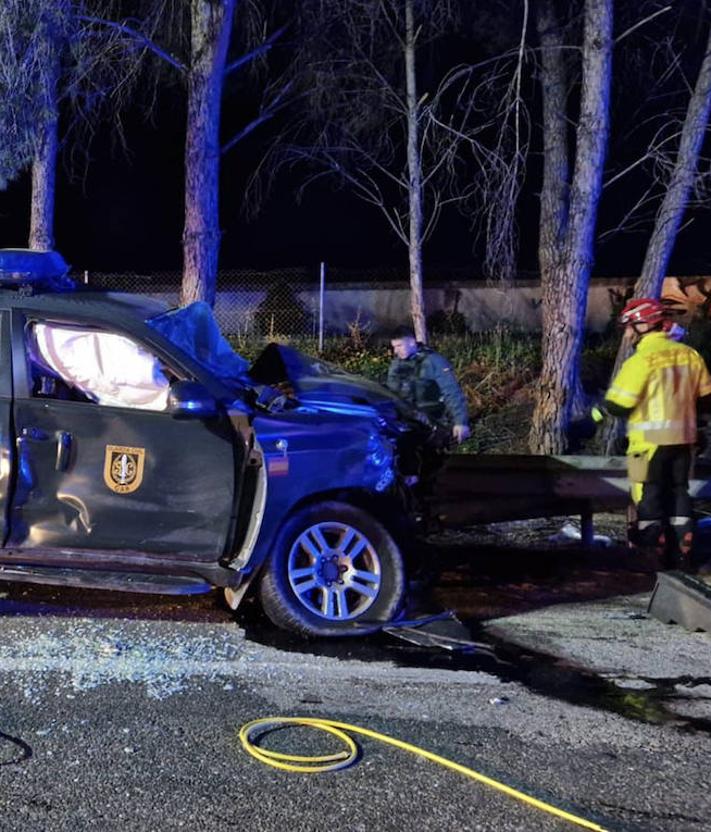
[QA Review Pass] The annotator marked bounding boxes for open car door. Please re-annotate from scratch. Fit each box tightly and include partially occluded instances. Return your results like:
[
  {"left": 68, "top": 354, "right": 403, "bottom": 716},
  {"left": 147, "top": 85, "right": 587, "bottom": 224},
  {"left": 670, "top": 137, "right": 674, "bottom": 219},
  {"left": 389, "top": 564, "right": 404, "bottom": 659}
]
[{"left": 6, "top": 311, "right": 241, "bottom": 560}]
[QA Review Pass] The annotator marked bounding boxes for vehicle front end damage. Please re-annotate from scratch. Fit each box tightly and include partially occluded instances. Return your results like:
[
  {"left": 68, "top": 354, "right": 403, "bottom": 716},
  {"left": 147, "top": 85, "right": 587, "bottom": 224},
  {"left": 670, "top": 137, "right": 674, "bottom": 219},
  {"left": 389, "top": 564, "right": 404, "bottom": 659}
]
[
  {"left": 246, "top": 341, "right": 438, "bottom": 488},
  {"left": 0, "top": 261, "right": 431, "bottom": 637},
  {"left": 222, "top": 403, "right": 422, "bottom": 636}
]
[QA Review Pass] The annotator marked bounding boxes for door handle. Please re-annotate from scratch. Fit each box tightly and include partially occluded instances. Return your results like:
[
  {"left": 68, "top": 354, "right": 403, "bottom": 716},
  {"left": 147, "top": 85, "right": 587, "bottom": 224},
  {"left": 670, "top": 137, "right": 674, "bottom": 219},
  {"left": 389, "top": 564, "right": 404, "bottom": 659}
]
[
  {"left": 55, "top": 431, "right": 73, "bottom": 472},
  {"left": 20, "top": 426, "right": 49, "bottom": 441}
]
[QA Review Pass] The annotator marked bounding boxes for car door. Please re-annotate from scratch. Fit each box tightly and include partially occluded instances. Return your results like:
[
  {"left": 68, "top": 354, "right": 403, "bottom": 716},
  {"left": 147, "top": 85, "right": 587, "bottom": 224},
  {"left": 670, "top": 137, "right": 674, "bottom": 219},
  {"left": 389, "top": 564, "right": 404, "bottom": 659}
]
[
  {"left": 0, "top": 310, "right": 13, "bottom": 546},
  {"left": 7, "top": 310, "right": 241, "bottom": 560}
]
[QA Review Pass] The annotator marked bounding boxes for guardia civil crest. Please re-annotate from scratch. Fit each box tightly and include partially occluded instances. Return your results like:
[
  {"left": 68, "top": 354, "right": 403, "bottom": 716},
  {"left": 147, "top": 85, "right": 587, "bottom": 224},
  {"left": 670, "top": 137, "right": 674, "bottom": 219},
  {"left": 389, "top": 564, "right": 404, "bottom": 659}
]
[{"left": 103, "top": 445, "right": 146, "bottom": 494}]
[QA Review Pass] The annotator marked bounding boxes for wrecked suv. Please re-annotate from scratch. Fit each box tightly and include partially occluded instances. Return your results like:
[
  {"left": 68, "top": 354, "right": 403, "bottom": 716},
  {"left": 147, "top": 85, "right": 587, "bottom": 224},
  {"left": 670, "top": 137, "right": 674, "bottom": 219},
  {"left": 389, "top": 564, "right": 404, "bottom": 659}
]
[{"left": 0, "top": 250, "right": 428, "bottom": 637}]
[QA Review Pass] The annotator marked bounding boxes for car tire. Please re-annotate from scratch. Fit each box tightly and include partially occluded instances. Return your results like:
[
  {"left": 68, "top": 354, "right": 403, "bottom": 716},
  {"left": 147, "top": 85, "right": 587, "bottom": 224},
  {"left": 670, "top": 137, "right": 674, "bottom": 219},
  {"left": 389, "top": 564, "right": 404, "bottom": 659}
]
[{"left": 259, "top": 501, "right": 406, "bottom": 637}]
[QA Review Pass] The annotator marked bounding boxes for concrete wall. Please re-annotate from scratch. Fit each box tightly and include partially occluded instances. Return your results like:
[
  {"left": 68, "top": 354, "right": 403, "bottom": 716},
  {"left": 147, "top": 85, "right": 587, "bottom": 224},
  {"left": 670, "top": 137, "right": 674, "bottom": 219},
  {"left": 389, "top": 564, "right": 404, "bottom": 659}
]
[
  {"left": 120, "top": 274, "right": 711, "bottom": 336},
  {"left": 306, "top": 277, "right": 636, "bottom": 336},
  {"left": 201, "top": 277, "right": 636, "bottom": 336}
]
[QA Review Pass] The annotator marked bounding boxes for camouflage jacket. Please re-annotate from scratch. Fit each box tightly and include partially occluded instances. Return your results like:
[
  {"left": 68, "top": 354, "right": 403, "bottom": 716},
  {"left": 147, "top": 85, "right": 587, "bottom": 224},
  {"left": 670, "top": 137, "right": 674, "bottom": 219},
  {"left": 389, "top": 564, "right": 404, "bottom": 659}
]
[{"left": 386, "top": 346, "right": 469, "bottom": 426}]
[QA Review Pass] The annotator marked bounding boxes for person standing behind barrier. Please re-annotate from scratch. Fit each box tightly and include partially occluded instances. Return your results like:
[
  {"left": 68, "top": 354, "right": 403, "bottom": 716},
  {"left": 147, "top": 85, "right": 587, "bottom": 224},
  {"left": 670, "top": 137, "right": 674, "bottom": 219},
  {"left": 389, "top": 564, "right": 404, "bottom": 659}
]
[
  {"left": 386, "top": 325, "right": 470, "bottom": 445},
  {"left": 599, "top": 298, "right": 711, "bottom": 570}
]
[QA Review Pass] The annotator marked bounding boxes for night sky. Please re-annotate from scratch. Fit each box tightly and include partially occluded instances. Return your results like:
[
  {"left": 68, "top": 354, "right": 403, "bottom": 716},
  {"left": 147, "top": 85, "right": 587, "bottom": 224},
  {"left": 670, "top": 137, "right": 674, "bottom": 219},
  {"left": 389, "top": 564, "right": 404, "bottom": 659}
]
[
  {"left": 0, "top": 100, "right": 478, "bottom": 276},
  {"left": 2, "top": 5, "right": 711, "bottom": 281},
  {"left": 3, "top": 97, "right": 711, "bottom": 279}
]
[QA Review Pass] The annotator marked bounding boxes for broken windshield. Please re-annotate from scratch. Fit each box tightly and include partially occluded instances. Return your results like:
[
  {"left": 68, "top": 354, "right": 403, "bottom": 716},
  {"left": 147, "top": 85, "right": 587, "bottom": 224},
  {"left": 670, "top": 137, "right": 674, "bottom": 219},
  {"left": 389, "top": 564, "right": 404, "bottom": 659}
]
[{"left": 146, "top": 301, "right": 249, "bottom": 388}]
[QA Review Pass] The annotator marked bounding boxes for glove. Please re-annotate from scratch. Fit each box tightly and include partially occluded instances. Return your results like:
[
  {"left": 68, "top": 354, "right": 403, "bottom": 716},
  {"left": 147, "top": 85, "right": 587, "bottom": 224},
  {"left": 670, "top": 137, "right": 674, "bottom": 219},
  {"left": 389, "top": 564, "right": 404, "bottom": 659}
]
[{"left": 452, "top": 424, "right": 471, "bottom": 444}]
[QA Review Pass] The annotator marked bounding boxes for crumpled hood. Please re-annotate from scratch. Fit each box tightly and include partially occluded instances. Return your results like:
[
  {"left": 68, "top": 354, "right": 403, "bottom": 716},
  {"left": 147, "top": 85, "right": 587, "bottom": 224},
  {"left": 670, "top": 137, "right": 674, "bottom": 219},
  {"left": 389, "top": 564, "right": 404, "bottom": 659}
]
[{"left": 248, "top": 343, "right": 422, "bottom": 426}]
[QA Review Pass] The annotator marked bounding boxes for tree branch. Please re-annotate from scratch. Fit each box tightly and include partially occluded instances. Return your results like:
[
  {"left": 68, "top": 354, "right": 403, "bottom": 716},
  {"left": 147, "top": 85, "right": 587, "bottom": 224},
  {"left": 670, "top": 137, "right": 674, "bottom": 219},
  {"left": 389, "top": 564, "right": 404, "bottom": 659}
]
[
  {"left": 77, "top": 15, "right": 186, "bottom": 73},
  {"left": 224, "top": 24, "right": 288, "bottom": 76},
  {"left": 222, "top": 81, "right": 295, "bottom": 154},
  {"left": 615, "top": 5, "right": 672, "bottom": 45}
]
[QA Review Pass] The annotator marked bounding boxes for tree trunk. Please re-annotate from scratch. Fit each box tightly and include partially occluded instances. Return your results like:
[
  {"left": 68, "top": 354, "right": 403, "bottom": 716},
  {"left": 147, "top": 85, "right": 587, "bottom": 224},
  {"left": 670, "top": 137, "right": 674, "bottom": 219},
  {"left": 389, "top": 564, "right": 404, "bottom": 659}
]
[
  {"left": 601, "top": 21, "right": 711, "bottom": 453},
  {"left": 530, "top": 0, "right": 613, "bottom": 454},
  {"left": 29, "top": 21, "right": 61, "bottom": 251},
  {"left": 181, "top": 0, "right": 236, "bottom": 307},
  {"left": 404, "top": 0, "right": 427, "bottom": 343},
  {"left": 636, "top": 24, "right": 711, "bottom": 299},
  {"left": 531, "top": 0, "right": 570, "bottom": 454},
  {"left": 536, "top": 0, "right": 569, "bottom": 275}
]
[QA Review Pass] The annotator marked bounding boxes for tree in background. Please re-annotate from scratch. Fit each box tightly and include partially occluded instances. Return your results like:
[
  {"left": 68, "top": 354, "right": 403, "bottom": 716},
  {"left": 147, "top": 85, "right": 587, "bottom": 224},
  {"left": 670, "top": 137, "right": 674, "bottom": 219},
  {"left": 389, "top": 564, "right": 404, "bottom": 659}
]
[
  {"left": 529, "top": 0, "right": 613, "bottom": 454},
  {"left": 126, "top": 0, "right": 289, "bottom": 307},
  {"left": 0, "top": 0, "right": 72, "bottom": 235},
  {"left": 266, "top": 0, "right": 528, "bottom": 343},
  {"left": 599, "top": 7, "right": 711, "bottom": 450},
  {"left": 27, "top": 1, "right": 66, "bottom": 251},
  {"left": 0, "top": 0, "right": 153, "bottom": 251}
]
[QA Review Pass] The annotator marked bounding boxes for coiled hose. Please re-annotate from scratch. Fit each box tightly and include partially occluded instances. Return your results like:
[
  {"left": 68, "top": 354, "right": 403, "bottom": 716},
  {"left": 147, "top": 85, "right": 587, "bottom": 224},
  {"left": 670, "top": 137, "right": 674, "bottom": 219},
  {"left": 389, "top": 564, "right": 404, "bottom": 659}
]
[{"left": 239, "top": 716, "right": 609, "bottom": 832}]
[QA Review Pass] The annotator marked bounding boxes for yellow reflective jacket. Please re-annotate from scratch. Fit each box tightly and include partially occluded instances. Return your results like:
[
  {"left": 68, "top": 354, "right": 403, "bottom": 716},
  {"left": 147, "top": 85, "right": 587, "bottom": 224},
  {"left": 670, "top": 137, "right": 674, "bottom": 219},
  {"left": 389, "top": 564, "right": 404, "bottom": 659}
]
[{"left": 605, "top": 331, "right": 711, "bottom": 453}]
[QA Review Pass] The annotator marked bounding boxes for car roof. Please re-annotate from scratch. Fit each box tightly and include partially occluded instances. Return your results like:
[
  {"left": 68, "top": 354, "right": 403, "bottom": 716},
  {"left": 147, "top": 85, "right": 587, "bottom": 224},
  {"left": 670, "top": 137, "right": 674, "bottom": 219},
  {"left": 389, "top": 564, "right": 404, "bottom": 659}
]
[
  {"left": 0, "top": 289, "right": 169, "bottom": 329},
  {"left": 0, "top": 285, "right": 244, "bottom": 402}
]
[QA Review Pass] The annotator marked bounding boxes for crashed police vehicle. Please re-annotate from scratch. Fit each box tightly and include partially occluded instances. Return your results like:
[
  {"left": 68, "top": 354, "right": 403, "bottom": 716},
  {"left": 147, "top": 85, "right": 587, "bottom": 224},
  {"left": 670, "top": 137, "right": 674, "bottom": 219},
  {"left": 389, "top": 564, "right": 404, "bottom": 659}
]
[{"left": 0, "top": 250, "right": 430, "bottom": 637}]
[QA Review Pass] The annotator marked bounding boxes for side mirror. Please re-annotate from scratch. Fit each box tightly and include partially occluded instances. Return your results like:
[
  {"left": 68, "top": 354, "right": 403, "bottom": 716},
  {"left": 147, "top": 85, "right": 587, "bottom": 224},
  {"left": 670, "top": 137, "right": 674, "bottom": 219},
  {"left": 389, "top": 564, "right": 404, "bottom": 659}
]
[{"left": 168, "top": 380, "right": 218, "bottom": 418}]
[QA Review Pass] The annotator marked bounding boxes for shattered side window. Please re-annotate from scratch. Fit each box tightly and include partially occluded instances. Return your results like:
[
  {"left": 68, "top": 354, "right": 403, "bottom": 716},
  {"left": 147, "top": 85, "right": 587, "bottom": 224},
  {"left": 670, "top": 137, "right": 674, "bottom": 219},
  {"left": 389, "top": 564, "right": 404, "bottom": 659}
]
[{"left": 28, "top": 322, "right": 171, "bottom": 411}]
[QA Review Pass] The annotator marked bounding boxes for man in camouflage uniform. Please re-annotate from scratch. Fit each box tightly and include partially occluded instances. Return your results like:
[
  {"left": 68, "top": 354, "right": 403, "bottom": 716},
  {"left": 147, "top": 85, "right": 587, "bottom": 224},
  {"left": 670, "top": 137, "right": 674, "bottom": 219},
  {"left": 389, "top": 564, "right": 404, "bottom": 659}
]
[{"left": 386, "top": 325, "right": 470, "bottom": 445}]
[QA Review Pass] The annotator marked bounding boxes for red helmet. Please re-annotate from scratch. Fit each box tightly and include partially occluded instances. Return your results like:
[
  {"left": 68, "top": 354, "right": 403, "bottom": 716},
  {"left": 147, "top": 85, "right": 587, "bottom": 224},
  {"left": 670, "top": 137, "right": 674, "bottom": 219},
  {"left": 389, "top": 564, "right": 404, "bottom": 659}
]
[{"left": 618, "top": 298, "right": 665, "bottom": 327}]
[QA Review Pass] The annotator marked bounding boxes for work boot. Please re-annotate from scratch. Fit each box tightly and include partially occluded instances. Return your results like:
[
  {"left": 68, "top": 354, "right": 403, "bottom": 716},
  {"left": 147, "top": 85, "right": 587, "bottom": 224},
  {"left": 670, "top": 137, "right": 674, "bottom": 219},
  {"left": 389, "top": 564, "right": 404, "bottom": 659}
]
[
  {"left": 635, "top": 521, "right": 665, "bottom": 570},
  {"left": 670, "top": 518, "right": 694, "bottom": 573}
]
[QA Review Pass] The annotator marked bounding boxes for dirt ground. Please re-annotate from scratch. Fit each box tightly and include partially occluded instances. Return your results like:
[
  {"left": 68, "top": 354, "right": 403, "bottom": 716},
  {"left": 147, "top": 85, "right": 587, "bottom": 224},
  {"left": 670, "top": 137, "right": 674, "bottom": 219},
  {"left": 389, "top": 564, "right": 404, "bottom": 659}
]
[{"left": 426, "top": 512, "right": 664, "bottom": 622}]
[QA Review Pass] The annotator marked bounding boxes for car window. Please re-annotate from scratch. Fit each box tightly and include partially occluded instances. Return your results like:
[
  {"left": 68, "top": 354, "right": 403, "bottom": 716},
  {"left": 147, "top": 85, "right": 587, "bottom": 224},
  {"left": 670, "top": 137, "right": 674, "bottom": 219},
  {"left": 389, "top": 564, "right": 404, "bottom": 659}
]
[{"left": 27, "top": 321, "right": 172, "bottom": 412}]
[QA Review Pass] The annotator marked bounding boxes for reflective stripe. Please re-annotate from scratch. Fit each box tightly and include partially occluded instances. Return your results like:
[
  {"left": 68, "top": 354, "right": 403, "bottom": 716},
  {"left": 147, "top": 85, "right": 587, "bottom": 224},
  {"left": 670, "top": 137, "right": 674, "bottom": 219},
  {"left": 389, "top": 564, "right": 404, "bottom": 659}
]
[
  {"left": 638, "top": 519, "right": 663, "bottom": 529},
  {"left": 669, "top": 516, "right": 693, "bottom": 526},
  {"left": 632, "top": 419, "right": 687, "bottom": 431},
  {"left": 607, "top": 383, "right": 637, "bottom": 404}
]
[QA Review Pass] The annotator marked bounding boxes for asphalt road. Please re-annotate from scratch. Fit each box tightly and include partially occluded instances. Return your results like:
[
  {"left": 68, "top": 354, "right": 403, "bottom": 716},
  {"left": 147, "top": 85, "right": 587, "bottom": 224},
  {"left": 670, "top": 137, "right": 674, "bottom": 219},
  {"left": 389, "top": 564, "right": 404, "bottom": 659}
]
[{"left": 0, "top": 531, "right": 710, "bottom": 832}]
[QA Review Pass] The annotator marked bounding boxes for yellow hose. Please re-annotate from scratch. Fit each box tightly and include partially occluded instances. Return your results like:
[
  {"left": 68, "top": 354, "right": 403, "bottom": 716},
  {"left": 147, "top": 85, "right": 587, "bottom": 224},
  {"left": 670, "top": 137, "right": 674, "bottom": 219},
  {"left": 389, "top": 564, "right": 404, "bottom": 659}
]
[{"left": 239, "top": 717, "right": 609, "bottom": 832}]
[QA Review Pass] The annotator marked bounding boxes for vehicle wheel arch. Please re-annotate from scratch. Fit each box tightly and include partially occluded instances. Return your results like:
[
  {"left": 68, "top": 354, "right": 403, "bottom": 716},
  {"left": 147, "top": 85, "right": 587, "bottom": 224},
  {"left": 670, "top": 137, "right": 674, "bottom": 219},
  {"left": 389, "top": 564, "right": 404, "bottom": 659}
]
[
  {"left": 257, "top": 494, "right": 408, "bottom": 637},
  {"left": 225, "top": 488, "right": 414, "bottom": 617},
  {"left": 285, "top": 487, "right": 415, "bottom": 551}
]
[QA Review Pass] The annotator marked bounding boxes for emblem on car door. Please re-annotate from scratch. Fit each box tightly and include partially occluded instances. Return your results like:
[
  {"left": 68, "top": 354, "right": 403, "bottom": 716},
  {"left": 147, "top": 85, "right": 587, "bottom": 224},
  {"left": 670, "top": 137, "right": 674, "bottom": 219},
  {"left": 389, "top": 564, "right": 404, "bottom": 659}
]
[{"left": 103, "top": 445, "right": 146, "bottom": 494}]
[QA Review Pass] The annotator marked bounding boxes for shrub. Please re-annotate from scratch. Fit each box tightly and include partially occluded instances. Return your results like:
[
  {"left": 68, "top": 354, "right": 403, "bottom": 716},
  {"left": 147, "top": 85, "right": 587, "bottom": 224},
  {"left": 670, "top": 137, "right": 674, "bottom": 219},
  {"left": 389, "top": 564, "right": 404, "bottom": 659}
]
[
  {"left": 254, "top": 282, "right": 311, "bottom": 337},
  {"left": 427, "top": 308, "right": 469, "bottom": 336}
]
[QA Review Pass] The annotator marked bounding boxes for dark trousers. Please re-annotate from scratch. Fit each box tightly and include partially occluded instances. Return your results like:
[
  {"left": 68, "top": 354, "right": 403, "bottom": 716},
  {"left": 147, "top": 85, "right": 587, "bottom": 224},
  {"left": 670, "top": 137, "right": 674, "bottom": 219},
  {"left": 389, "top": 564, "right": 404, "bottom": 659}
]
[
  {"left": 636, "top": 445, "right": 693, "bottom": 522},
  {"left": 630, "top": 444, "right": 694, "bottom": 563}
]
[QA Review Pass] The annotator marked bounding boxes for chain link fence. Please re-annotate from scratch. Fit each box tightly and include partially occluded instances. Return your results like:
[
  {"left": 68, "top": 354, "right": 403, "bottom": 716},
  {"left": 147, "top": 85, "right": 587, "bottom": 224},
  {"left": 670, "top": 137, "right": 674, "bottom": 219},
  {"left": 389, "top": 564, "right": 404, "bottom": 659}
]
[
  {"left": 79, "top": 267, "right": 323, "bottom": 340},
  {"left": 78, "top": 264, "right": 484, "bottom": 344},
  {"left": 70, "top": 269, "right": 711, "bottom": 347},
  {"left": 88, "top": 264, "right": 645, "bottom": 347}
]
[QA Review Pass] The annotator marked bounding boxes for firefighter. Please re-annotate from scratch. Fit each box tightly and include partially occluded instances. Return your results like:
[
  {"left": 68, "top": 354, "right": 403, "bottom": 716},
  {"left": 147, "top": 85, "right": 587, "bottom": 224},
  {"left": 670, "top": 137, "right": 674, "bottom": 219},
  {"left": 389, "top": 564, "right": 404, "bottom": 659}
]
[
  {"left": 386, "top": 325, "right": 470, "bottom": 445},
  {"left": 599, "top": 298, "right": 711, "bottom": 569}
]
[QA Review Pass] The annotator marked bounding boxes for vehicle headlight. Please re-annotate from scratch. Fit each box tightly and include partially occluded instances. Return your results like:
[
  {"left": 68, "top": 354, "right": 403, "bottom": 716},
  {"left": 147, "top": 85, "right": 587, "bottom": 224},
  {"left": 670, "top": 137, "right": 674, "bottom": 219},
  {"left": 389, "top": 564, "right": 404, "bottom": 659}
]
[
  {"left": 366, "top": 432, "right": 395, "bottom": 492},
  {"left": 366, "top": 432, "right": 394, "bottom": 468}
]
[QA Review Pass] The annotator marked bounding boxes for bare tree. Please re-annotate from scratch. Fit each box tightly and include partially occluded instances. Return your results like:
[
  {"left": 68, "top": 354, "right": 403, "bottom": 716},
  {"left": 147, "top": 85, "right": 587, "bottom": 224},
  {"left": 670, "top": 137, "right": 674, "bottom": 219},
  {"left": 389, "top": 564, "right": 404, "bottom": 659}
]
[
  {"left": 28, "top": 13, "right": 63, "bottom": 252},
  {"left": 634, "top": 19, "right": 711, "bottom": 298},
  {"left": 113, "top": 0, "right": 290, "bottom": 306},
  {"left": 599, "top": 11, "right": 711, "bottom": 452},
  {"left": 268, "top": 0, "right": 527, "bottom": 342},
  {"left": 594, "top": 5, "right": 706, "bottom": 247},
  {"left": 529, "top": 0, "right": 614, "bottom": 454},
  {"left": 0, "top": 1, "right": 70, "bottom": 203},
  {"left": 1, "top": 0, "right": 155, "bottom": 252},
  {"left": 180, "top": 0, "right": 238, "bottom": 305}
]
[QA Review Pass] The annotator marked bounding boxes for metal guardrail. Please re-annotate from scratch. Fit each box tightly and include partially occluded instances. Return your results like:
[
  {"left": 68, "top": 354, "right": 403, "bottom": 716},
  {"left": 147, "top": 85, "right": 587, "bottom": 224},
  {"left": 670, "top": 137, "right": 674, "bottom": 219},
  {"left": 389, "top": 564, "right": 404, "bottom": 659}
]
[{"left": 431, "top": 454, "right": 711, "bottom": 529}]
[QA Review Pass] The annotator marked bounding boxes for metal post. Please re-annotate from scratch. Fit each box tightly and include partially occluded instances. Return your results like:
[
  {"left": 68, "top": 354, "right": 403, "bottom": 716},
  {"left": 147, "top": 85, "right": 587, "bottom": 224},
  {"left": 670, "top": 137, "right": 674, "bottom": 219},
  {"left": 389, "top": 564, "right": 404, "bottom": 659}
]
[
  {"left": 580, "top": 507, "right": 594, "bottom": 547},
  {"left": 318, "top": 261, "right": 326, "bottom": 353}
]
